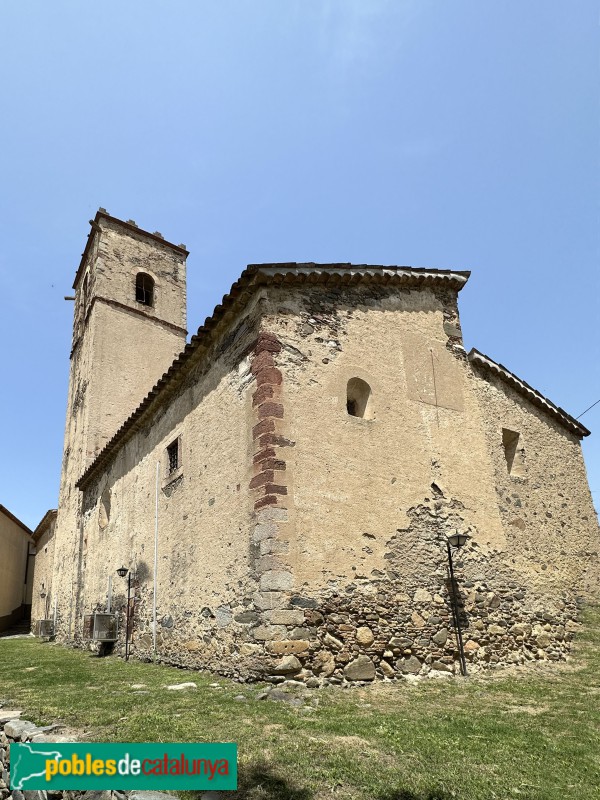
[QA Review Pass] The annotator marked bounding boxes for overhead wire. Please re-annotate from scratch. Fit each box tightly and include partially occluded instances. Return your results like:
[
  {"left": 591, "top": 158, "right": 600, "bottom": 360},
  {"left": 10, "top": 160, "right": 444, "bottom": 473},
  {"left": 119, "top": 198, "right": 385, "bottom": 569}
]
[{"left": 576, "top": 398, "right": 600, "bottom": 420}]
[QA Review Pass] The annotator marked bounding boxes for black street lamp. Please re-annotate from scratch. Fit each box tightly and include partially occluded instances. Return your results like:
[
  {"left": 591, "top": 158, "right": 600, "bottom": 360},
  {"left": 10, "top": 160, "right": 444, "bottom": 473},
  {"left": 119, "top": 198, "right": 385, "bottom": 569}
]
[
  {"left": 445, "top": 532, "right": 470, "bottom": 677},
  {"left": 116, "top": 566, "right": 133, "bottom": 661}
]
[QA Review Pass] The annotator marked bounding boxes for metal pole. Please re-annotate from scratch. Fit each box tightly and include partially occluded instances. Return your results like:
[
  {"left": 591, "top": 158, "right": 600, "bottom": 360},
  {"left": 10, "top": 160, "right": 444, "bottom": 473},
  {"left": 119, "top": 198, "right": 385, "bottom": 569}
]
[
  {"left": 447, "top": 542, "right": 468, "bottom": 677},
  {"left": 125, "top": 572, "right": 131, "bottom": 662},
  {"left": 68, "top": 582, "right": 74, "bottom": 641},
  {"left": 153, "top": 461, "right": 159, "bottom": 657}
]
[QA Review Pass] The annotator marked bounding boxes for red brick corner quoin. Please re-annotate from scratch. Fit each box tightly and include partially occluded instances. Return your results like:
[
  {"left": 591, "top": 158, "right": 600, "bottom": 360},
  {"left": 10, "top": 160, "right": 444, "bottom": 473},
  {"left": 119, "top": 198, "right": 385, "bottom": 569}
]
[{"left": 250, "top": 332, "right": 288, "bottom": 511}]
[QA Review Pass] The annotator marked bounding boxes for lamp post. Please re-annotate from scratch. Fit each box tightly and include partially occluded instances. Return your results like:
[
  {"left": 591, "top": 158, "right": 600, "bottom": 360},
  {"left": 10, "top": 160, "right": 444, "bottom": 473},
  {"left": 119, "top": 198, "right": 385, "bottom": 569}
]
[
  {"left": 116, "top": 566, "right": 133, "bottom": 661},
  {"left": 445, "top": 532, "right": 470, "bottom": 677}
]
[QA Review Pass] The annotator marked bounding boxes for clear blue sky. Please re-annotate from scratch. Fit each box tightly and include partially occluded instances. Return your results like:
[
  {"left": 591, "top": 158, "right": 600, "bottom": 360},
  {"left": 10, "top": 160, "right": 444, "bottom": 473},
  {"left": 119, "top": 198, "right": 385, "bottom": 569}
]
[{"left": 1, "top": 1, "right": 598, "bottom": 530}]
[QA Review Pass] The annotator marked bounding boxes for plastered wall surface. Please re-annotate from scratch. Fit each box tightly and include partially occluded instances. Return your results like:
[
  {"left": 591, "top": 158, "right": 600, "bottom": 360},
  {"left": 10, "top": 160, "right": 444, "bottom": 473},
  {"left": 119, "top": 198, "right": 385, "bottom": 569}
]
[
  {"left": 85, "top": 302, "right": 186, "bottom": 459},
  {"left": 242, "top": 283, "right": 600, "bottom": 682},
  {"left": 471, "top": 368, "right": 599, "bottom": 597},
  {"left": 31, "top": 520, "right": 56, "bottom": 623},
  {"left": 0, "top": 512, "right": 30, "bottom": 630},
  {"left": 74, "top": 297, "right": 264, "bottom": 675},
  {"left": 50, "top": 219, "right": 187, "bottom": 641},
  {"left": 264, "top": 285, "right": 507, "bottom": 588}
]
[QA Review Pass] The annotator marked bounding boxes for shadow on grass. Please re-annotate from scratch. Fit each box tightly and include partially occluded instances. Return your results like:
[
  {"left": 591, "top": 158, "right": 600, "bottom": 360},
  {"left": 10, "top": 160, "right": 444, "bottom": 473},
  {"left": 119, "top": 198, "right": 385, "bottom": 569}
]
[
  {"left": 186, "top": 762, "right": 454, "bottom": 800},
  {"left": 186, "top": 761, "right": 313, "bottom": 799},
  {"left": 378, "top": 791, "right": 454, "bottom": 800}
]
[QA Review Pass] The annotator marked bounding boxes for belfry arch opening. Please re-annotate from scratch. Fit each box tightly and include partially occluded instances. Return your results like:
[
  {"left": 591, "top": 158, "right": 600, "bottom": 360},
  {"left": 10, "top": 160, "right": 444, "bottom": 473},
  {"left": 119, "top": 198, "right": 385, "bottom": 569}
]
[
  {"left": 346, "top": 377, "right": 374, "bottom": 420},
  {"left": 135, "top": 272, "right": 154, "bottom": 306}
]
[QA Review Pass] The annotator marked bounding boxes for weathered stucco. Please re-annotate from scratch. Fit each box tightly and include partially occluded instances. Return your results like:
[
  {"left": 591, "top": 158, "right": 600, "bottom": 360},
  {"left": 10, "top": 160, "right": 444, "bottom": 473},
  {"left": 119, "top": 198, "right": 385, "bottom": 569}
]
[
  {"left": 76, "top": 294, "right": 264, "bottom": 675},
  {"left": 50, "top": 212, "right": 188, "bottom": 641},
  {"left": 241, "top": 283, "right": 599, "bottom": 680},
  {"left": 38, "top": 217, "right": 599, "bottom": 683},
  {"left": 0, "top": 506, "right": 33, "bottom": 631},
  {"left": 30, "top": 511, "right": 57, "bottom": 624}
]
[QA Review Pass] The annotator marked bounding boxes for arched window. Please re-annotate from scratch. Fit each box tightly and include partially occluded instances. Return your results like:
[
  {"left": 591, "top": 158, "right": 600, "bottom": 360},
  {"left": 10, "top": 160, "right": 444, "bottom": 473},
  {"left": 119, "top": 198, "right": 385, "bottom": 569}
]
[
  {"left": 135, "top": 272, "right": 154, "bottom": 306},
  {"left": 346, "top": 378, "right": 374, "bottom": 420}
]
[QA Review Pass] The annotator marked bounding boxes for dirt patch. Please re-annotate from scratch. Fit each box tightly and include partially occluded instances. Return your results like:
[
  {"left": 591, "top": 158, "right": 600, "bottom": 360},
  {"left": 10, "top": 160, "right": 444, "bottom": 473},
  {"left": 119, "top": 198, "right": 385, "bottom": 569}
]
[
  {"left": 503, "top": 704, "right": 549, "bottom": 716},
  {"left": 262, "top": 723, "right": 284, "bottom": 734},
  {"left": 332, "top": 735, "right": 372, "bottom": 748}
]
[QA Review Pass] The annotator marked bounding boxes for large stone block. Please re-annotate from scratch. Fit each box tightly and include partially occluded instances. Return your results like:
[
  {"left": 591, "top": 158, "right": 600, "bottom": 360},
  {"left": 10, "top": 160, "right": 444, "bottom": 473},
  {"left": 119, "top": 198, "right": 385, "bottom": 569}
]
[
  {"left": 252, "top": 522, "right": 278, "bottom": 542},
  {"left": 432, "top": 628, "right": 448, "bottom": 645},
  {"left": 356, "top": 626, "right": 375, "bottom": 646},
  {"left": 240, "top": 643, "right": 263, "bottom": 656},
  {"left": 4, "top": 720, "right": 38, "bottom": 740},
  {"left": 253, "top": 591, "right": 287, "bottom": 610},
  {"left": 380, "top": 660, "right": 395, "bottom": 677},
  {"left": 397, "top": 655, "right": 422, "bottom": 674},
  {"left": 271, "top": 655, "right": 302, "bottom": 674},
  {"left": 266, "top": 609, "right": 305, "bottom": 626},
  {"left": 312, "top": 650, "right": 336, "bottom": 676},
  {"left": 253, "top": 625, "right": 286, "bottom": 641},
  {"left": 259, "top": 538, "right": 289, "bottom": 555},
  {"left": 344, "top": 655, "right": 376, "bottom": 681},
  {"left": 413, "top": 589, "right": 432, "bottom": 603},
  {"left": 260, "top": 570, "right": 293, "bottom": 591},
  {"left": 255, "top": 506, "right": 288, "bottom": 524},
  {"left": 256, "top": 554, "right": 285, "bottom": 574}
]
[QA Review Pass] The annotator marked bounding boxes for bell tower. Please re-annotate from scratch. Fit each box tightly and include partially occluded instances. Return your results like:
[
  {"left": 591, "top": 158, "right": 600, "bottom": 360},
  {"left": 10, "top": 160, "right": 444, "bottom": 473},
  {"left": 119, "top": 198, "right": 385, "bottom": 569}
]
[
  {"left": 52, "top": 210, "right": 188, "bottom": 638},
  {"left": 67, "top": 209, "right": 188, "bottom": 470}
]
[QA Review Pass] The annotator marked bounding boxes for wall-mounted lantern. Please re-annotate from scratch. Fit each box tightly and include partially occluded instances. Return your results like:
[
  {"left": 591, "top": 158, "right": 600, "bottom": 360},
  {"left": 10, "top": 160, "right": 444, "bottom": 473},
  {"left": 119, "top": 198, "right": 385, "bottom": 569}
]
[{"left": 116, "top": 566, "right": 134, "bottom": 661}]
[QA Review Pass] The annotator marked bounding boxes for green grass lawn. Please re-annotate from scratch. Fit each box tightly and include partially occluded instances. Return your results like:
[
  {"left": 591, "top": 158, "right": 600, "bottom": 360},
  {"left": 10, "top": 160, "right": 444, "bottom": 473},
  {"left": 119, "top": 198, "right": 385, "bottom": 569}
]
[{"left": 2, "top": 610, "right": 600, "bottom": 800}]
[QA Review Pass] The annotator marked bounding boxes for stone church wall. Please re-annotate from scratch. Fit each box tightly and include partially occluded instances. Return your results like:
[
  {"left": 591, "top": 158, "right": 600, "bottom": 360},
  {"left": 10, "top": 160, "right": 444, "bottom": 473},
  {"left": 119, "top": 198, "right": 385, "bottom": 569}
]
[
  {"left": 236, "top": 283, "right": 598, "bottom": 682},
  {"left": 51, "top": 214, "right": 188, "bottom": 643},
  {"left": 77, "top": 292, "right": 270, "bottom": 677},
  {"left": 52, "top": 267, "right": 599, "bottom": 684}
]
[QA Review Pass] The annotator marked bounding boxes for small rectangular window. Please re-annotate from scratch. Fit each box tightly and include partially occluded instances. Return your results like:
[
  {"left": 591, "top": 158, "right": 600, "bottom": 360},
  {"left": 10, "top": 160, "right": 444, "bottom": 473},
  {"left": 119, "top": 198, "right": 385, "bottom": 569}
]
[{"left": 167, "top": 439, "right": 180, "bottom": 474}]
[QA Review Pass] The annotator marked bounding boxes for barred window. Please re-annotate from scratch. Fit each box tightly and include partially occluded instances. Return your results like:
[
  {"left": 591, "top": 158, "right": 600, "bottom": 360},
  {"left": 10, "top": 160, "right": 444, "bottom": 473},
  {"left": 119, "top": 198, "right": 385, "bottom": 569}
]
[
  {"left": 135, "top": 273, "right": 154, "bottom": 306},
  {"left": 167, "top": 439, "right": 179, "bottom": 474}
]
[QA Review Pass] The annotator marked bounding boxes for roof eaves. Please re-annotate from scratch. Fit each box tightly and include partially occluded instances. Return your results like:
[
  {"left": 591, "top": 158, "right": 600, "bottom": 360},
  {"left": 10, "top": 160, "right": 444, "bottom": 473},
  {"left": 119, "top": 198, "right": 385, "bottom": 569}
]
[
  {"left": 250, "top": 263, "right": 471, "bottom": 288},
  {"left": 76, "top": 264, "right": 471, "bottom": 489},
  {"left": 0, "top": 504, "right": 34, "bottom": 538},
  {"left": 33, "top": 509, "right": 58, "bottom": 542},
  {"left": 468, "top": 348, "right": 590, "bottom": 438},
  {"left": 75, "top": 267, "right": 262, "bottom": 489}
]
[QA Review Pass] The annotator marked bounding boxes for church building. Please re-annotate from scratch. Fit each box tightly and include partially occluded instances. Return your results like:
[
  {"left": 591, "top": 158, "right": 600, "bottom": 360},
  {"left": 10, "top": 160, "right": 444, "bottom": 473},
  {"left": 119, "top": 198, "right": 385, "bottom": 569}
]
[{"left": 35, "top": 210, "right": 599, "bottom": 683}]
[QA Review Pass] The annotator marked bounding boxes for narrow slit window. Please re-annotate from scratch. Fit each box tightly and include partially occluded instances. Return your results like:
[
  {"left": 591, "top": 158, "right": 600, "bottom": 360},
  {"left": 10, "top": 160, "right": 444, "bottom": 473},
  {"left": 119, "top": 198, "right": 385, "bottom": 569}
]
[
  {"left": 135, "top": 273, "right": 154, "bottom": 306},
  {"left": 346, "top": 377, "right": 374, "bottom": 420},
  {"left": 167, "top": 439, "right": 180, "bottom": 474},
  {"left": 502, "top": 428, "right": 525, "bottom": 477},
  {"left": 98, "top": 489, "right": 111, "bottom": 530}
]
